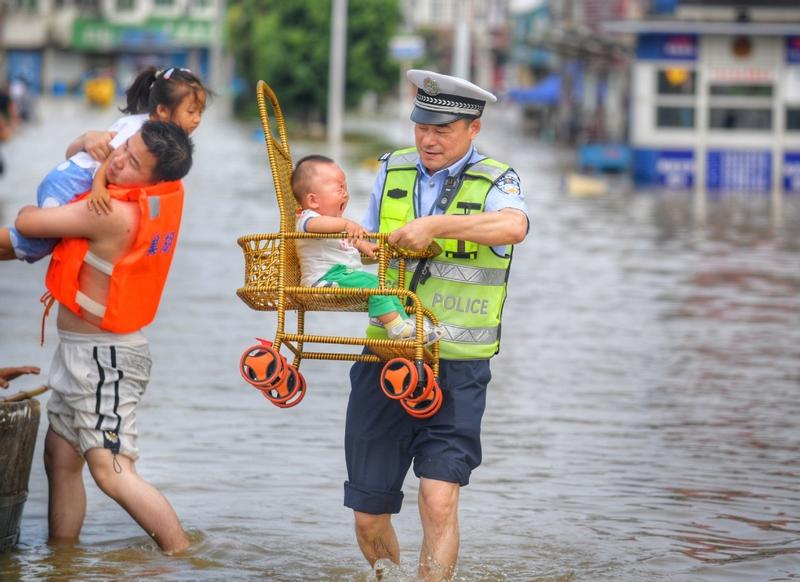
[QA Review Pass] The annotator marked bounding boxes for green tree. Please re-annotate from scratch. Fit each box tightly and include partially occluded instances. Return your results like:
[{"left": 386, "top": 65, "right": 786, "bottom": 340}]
[{"left": 226, "top": 0, "right": 401, "bottom": 122}]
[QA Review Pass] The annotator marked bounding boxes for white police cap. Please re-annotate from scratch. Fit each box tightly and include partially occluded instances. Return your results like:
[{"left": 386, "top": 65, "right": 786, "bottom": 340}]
[{"left": 407, "top": 69, "right": 497, "bottom": 125}]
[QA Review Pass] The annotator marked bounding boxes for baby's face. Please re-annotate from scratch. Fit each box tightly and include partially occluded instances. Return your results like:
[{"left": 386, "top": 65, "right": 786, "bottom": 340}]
[{"left": 310, "top": 163, "right": 349, "bottom": 217}]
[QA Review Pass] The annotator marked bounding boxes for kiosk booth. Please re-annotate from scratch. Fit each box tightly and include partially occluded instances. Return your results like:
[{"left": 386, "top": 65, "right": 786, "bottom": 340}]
[{"left": 606, "top": 20, "right": 800, "bottom": 198}]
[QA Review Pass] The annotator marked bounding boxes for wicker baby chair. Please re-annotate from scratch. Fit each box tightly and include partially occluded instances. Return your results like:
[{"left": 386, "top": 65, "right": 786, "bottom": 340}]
[{"left": 236, "top": 81, "right": 443, "bottom": 417}]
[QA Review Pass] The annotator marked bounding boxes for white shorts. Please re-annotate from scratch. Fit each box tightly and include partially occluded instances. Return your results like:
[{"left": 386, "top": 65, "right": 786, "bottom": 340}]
[{"left": 46, "top": 330, "right": 151, "bottom": 461}]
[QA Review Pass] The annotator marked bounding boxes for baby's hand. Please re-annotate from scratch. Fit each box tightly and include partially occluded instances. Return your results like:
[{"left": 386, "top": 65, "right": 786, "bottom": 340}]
[
  {"left": 354, "top": 239, "right": 378, "bottom": 259},
  {"left": 87, "top": 184, "right": 112, "bottom": 215},
  {"left": 342, "top": 219, "right": 368, "bottom": 239}
]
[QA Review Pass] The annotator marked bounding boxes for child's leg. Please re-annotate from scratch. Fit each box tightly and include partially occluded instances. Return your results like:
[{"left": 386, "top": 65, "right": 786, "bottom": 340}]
[
  {"left": 320, "top": 265, "right": 443, "bottom": 344},
  {"left": 85, "top": 448, "right": 189, "bottom": 553},
  {"left": 44, "top": 427, "right": 87, "bottom": 542},
  {"left": 319, "top": 265, "right": 406, "bottom": 322},
  {"left": 0, "top": 227, "right": 15, "bottom": 260},
  {"left": 2, "top": 226, "right": 58, "bottom": 263},
  {"left": 2, "top": 161, "right": 94, "bottom": 262}
]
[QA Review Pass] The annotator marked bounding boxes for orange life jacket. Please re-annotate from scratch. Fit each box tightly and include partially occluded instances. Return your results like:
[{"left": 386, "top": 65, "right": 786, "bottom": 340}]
[{"left": 44, "top": 180, "right": 184, "bottom": 334}]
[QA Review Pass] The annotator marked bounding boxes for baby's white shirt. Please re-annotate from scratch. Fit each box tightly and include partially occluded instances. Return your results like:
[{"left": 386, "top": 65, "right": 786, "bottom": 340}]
[{"left": 295, "top": 208, "right": 363, "bottom": 286}]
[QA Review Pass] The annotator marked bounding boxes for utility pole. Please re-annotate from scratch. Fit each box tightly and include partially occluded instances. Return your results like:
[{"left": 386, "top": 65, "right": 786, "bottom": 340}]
[
  {"left": 210, "top": 0, "right": 227, "bottom": 95},
  {"left": 452, "top": 0, "right": 471, "bottom": 79},
  {"left": 327, "top": 0, "right": 347, "bottom": 160}
]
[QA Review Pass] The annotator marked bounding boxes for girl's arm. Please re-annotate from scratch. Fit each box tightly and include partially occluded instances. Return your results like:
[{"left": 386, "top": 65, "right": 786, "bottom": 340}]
[
  {"left": 86, "top": 158, "right": 112, "bottom": 214},
  {"left": 65, "top": 130, "right": 116, "bottom": 160}
]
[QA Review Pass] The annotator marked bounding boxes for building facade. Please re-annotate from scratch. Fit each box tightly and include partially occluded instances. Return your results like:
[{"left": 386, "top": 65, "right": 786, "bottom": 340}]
[
  {"left": 508, "top": 0, "right": 636, "bottom": 145},
  {"left": 400, "top": 0, "right": 511, "bottom": 93},
  {"left": 1, "top": 0, "right": 218, "bottom": 94},
  {"left": 607, "top": 1, "right": 800, "bottom": 194}
]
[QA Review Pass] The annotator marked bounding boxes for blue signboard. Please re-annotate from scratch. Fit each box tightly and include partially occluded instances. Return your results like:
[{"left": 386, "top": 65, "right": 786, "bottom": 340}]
[
  {"left": 787, "top": 37, "right": 800, "bottom": 64},
  {"left": 707, "top": 150, "right": 771, "bottom": 193},
  {"left": 633, "top": 149, "right": 694, "bottom": 188},
  {"left": 636, "top": 34, "right": 697, "bottom": 61},
  {"left": 784, "top": 153, "right": 800, "bottom": 193},
  {"left": 6, "top": 50, "right": 43, "bottom": 94},
  {"left": 390, "top": 35, "right": 425, "bottom": 61}
]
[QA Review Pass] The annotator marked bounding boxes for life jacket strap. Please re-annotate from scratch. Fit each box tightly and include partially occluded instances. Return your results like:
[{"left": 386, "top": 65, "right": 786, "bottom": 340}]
[
  {"left": 75, "top": 291, "right": 107, "bottom": 319},
  {"left": 39, "top": 291, "right": 55, "bottom": 346},
  {"left": 84, "top": 250, "right": 114, "bottom": 275}
]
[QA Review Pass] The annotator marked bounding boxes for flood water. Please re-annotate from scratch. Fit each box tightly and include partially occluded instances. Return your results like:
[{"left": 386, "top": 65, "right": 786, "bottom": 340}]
[{"left": 1, "top": 97, "right": 799, "bottom": 581}]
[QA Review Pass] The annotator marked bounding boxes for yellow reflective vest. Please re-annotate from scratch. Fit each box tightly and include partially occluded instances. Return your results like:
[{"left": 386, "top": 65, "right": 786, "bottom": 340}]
[{"left": 366, "top": 147, "right": 515, "bottom": 360}]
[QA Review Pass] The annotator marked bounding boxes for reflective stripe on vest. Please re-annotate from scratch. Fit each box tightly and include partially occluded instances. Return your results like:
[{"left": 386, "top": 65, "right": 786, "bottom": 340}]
[
  {"left": 368, "top": 148, "right": 513, "bottom": 360},
  {"left": 389, "top": 258, "right": 508, "bottom": 286}
]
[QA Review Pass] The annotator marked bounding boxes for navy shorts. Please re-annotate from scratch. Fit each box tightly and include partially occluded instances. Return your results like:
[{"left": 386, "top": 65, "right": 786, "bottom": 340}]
[{"left": 344, "top": 357, "right": 491, "bottom": 515}]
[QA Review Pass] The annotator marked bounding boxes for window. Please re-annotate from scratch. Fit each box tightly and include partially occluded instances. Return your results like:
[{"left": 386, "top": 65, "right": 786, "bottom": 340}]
[
  {"left": 155, "top": 0, "right": 174, "bottom": 6},
  {"left": 116, "top": 0, "right": 134, "bottom": 10},
  {"left": 709, "top": 108, "right": 772, "bottom": 130},
  {"left": 654, "top": 68, "right": 696, "bottom": 130},
  {"left": 788, "top": 108, "right": 800, "bottom": 131},
  {"left": 657, "top": 69, "right": 696, "bottom": 96},
  {"left": 657, "top": 106, "right": 695, "bottom": 128},
  {"left": 76, "top": 0, "right": 100, "bottom": 10},
  {"left": 709, "top": 84, "right": 773, "bottom": 97}
]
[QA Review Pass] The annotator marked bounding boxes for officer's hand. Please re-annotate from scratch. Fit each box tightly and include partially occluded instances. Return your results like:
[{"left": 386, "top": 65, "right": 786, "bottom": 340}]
[{"left": 388, "top": 217, "right": 435, "bottom": 251}]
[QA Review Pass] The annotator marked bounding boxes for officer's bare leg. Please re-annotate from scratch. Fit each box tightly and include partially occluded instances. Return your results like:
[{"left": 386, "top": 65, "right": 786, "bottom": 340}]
[
  {"left": 85, "top": 448, "right": 189, "bottom": 554},
  {"left": 353, "top": 511, "right": 400, "bottom": 568},
  {"left": 418, "top": 478, "right": 460, "bottom": 582},
  {"left": 44, "top": 427, "right": 87, "bottom": 542}
]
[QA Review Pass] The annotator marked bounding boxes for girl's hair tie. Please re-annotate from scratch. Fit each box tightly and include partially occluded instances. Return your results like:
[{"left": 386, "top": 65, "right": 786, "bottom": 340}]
[
  {"left": 162, "top": 67, "right": 192, "bottom": 80},
  {"left": 150, "top": 70, "right": 162, "bottom": 88}
]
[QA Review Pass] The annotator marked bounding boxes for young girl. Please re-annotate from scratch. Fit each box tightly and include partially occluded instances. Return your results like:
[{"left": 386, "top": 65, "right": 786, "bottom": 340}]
[{"left": 0, "top": 66, "right": 207, "bottom": 262}]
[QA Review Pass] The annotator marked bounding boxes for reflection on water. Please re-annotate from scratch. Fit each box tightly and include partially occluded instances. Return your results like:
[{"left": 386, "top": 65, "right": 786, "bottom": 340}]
[{"left": 1, "top": 100, "right": 799, "bottom": 580}]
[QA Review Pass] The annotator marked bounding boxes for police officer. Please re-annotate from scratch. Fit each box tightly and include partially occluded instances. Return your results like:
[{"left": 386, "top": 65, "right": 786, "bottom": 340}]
[{"left": 345, "top": 70, "right": 529, "bottom": 580}]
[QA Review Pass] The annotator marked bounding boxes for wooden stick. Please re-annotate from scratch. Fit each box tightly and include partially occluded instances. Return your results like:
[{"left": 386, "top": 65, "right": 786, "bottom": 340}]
[{"left": 0, "top": 385, "right": 49, "bottom": 403}]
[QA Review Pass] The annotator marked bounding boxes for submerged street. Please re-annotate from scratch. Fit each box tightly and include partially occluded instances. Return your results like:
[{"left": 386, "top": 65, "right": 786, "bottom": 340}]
[{"left": 1, "top": 96, "right": 799, "bottom": 580}]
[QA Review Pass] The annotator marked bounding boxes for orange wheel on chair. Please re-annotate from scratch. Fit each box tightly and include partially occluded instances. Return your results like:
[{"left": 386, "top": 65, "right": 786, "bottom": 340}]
[
  {"left": 400, "top": 384, "right": 443, "bottom": 419},
  {"left": 271, "top": 367, "right": 307, "bottom": 408},
  {"left": 380, "top": 358, "right": 419, "bottom": 400},
  {"left": 403, "top": 363, "right": 436, "bottom": 404},
  {"left": 262, "top": 364, "right": 303, "bottom": 406},
  {"left": 240, "top": 341, "right": 286, "bottom": 389}
]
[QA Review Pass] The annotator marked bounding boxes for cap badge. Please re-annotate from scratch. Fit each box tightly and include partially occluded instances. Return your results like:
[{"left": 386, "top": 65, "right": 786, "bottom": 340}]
[{"left": 423, "top": 77, "right": 439, "bottom": 96}]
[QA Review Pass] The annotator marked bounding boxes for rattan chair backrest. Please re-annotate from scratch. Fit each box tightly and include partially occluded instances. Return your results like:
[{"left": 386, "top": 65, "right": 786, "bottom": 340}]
[{"left": 256, "top": 81, "right": 300, "bottom": 287}]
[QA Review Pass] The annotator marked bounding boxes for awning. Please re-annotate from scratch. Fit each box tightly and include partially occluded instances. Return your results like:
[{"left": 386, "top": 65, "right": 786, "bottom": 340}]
[
  {"left": 603, "top": 20, "right": 800, "bottom": 36},
  {"left": 506, "top": 74, "right": 560, "bottom": 105}
]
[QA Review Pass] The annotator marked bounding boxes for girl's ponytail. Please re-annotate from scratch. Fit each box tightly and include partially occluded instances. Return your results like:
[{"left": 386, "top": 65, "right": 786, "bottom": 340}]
[{"left": 120, "top": 67, "right": 159, "bottom": 114}]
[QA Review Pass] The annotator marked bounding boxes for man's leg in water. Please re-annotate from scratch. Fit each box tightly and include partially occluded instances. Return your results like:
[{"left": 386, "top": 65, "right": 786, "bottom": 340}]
[
  {"left": 417, "top": 478, "right": 460, "bottom": 582},
  {"left": 44, "top": 427, "right": 87, "bottom": 542},
  {"left": 353, "top": 511, "right": 400, "bottom": 567},
  {"left": 85, "top": 448, "right": 189, "bottom": 553}
]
